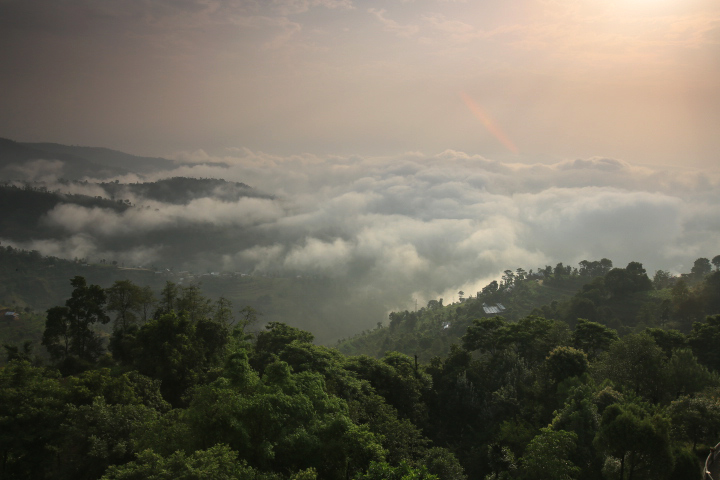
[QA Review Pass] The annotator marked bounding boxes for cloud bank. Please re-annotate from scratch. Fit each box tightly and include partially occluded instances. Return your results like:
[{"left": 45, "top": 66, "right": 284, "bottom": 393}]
[{"left": 8, "top": 150, "right": 720, "bottom": 313}]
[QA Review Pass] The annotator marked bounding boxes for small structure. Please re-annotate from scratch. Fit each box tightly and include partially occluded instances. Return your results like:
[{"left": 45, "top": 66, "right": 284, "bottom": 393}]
[
  {"left": 1, "top": 310, "right": 20, "bottom": 320},
  {"left": 482, "top": 303, "right": 507, "bottom": 315}
]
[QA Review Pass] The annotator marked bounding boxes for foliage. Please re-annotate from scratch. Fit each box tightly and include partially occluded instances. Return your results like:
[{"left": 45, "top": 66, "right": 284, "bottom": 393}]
[
  {"left": 594, "top": 334, "right": 667, "bottom": 400},
  {"left": 519, "top": 428, "right": 580, "bottom": 480},
  {"left": 355, "top": 461, "right": 439, "bottom": 480},
  {"left": 3, "top": 256, "right": 720, "bottom": 479},
  {"left": 42, "top": 276, "right": 110, "bottom": 370},
  {"left": 101, "top": 444, "right": 279, "bottom": 480}
]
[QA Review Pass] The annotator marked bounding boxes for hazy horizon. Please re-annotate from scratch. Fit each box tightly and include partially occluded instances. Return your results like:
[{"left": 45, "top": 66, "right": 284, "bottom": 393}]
[
  {"left": 1, "top": 0, "right": 719, "bottom": 169},
  {"left": 1, "top": 0, "right": 719, "bottom": 318}
]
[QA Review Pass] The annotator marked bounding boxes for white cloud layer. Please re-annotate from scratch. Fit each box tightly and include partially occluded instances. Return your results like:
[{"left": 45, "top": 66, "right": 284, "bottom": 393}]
[{"left": 17, "top": 149, "right": 720, "bottom": 311}]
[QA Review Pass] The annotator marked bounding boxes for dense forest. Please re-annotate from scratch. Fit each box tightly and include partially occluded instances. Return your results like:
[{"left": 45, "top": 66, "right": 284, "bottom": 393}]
[{"left": 2, "top": 252, "right": 720, "bottom": 479}]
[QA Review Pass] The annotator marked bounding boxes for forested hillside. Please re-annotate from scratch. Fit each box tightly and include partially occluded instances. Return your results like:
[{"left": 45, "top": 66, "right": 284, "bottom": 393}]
[
  {"left": 2, "top": 253, "right": 720, "bottom": 479},
  {"left": 0, "top": 246, "right": 384, "bottom": 345},
  {"left": 338, "top": 258, "right": 720, "bottom": 362}
]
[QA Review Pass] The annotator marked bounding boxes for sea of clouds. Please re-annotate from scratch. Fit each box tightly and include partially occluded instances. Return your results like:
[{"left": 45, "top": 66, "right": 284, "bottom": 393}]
[{"left": 5, "top": 149, "right": 720, "bottom": 310}]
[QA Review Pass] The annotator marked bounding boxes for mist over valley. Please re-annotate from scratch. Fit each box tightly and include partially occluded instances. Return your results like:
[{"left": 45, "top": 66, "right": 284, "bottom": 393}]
[{"left": 1, "top": 138, "right": 718, "bottom": 342}]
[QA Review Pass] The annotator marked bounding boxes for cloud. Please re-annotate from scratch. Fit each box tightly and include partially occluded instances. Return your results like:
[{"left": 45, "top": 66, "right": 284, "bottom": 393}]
[
  {"left": 42, "top": 196, "right": 286, "bottom": 236},
  {"left": 1, "top": 159, "right": 65, "bottom": 183},
  {"left": 368, "top": 8, "right": 419, "bottom": 37},
  {"left": 19, "top": 147, "right": 720, "bottom": 319},
  {"left": 0, "top": 235, "right": 160, "bottom": 266},
  {"left": 272, "top": 0, "right": 354, "bottom": 15}
]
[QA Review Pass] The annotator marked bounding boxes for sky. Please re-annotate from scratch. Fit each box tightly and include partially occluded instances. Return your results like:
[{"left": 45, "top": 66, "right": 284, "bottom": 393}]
[
  {"left": 1, "top": 0, "right": 719, "bottom": 168},
  {"left": 1, "top": 0, "right": 720, "bottom": 323}
]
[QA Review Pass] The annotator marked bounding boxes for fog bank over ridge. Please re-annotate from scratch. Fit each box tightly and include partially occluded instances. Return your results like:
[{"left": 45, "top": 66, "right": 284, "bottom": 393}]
[{"left": 5, "top": 148, "right": 718, "bottom": 313}]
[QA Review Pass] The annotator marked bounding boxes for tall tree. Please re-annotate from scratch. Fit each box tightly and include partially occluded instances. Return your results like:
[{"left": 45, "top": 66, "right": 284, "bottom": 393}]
[
  {"left": 42, "top": 276, "right": 109, "bottom": 364},
  {"left": 572, "top": 319, "right": 618, "bottom": 360},
  {"left": 107, "top": 280, "right": 144, "bottom": 333},
  {"left": 691, "top": 258, "right": 712, "bottom": 280},
  {"left": 595, "top": 334, "right": 666, "bottom": 400},
  {"left": 137, "top": 285, "right": 156, "bottom": 323},
  {"left": 519, "top": 428, "right": 580, "bottom": 480},
  {"left": 712, "top": 255, "right": 720, "bottom": 272},
  {"left": 593, "top": 402, "right": 673, "bottom": 480},
  {"left": 177, "top": 283, "right": 212, "bottom": 322}
]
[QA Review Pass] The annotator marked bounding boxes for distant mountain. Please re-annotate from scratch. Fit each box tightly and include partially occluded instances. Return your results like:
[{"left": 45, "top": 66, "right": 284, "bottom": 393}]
[
  {"left": 22, "top": 141, "right": 176, "bottom": 174},
  {"left": 100, "top": 177, "right": 270, "bottom": 204},
  {"left": 0, "top": 137, "right": 192, "bottom": 180},
  {"left": 0, "top": 138, "right": 129, "bottom": 180}
]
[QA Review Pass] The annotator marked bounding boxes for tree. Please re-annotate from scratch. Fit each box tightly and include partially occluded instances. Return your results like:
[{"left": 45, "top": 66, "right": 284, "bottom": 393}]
[
  {"left": 571, "top": 319, "right": 618, "bottom": 360},
  {"left": 668, "top": 394, "right": 720, "bottom": 451},
  {"left": 462, "top": 317, "right": 509, "bottom": 355},
  {"left": 672, "top": 279, "right": 690, "bottom": 303},
  {"left": 42, "top": 306, "right": 73, "bottom": 361},
  {"left": 137, "top": 285, "right": 156, "bottom": 323},
  {"left": 665, "top": 348, "right": 717, "bottom": 397},
  {"left": 56, "top": 398, "right": 159, "bottom": 479},
  {"left": 564, "top": 298, "right": 599, "bottom": 326},
  {"left": 593, "top": 403, "right": 673, "bottom": 480},
  {"left": 519, "top": 428, "right": 580, "bottom": 480},
  {"left": 652, "top": 270, "right": 674, "bottom": 290},
  {"left": 107, "top": 280, "right": 144, "bottom": 333},
  {"left": 346, "top": 352, "right": 431, "bottom": 424},
  {"left": 549, "top": 385, "right": 601, "bottom": 476},
  {"left": 42, "top": 276, "right": 109, "bottom": 365},
  {"left": 235, "top": 306, "right": 261, "bottom": 337},
  {"left": 0, "top": 361, "right": 68, "bottom": 479},
  {"left": 251, "top": 322, "right": 314, "bottom": 373},
  {"left": 485, "top": 444, "right": 517, "bottom": 480},
  {"left": 356, "top": 461, "right": 438, "bottom": 480},
  {"left": 508, "top": 315, "right": 558, "bottom": 365},
  {"left": 595, "top": 334, "right": 666, "bottom": 400},
  {"left": 701, "top": 271, "right": 720, "bottom": 315},
  {"left": 132, "top": 312, "right": 229, "bottom": 406},
  {"left": 482, "top": 281, "right": 499, "bottom": 295},
  {"left": 177, "top": 283, "right": 212, "bottom": 322},
  {"left": 643, "top": 328, "right": 687, "bottom": 358},
  {"left": 599, "top": 258, "right": 613, "bottom": 274},
  {"left": 690, "top": 258, "right": 711, "bottom": 280},
  {"left": 3, "top": 340, "right": 33, "bottom": 363},
  {"left": 712, "top": 255, "right": 720, "bottom": 272},
  {"left": 65, "top": 276, "right": 109, "bottom": 360},
  {"left": 545, "top": 347, "right": 589, "bottom": 384},
  {"left": 157, "top": 281, "right": 179, "bottom": 315},
  {"left": 688, "top": 315, "right": 720, "bottom": 371},
  {"left": 213, "top": 297, "right": 234, "bottom": 327},
  {"left": 100, "top": 444, "right": 277, "bottom": 480},
  {"left": 604, "top": 263, "right": 652, "bottom": 297},
  {"left": 426, "top": 299, "right": 443, "bottom": 311}
]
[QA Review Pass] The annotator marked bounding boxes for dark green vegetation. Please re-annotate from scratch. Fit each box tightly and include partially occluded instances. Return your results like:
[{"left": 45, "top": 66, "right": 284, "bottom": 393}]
[
  {"left": 337, "top": 259, "right": 720, "bottom": 361},
  {"left": 0, "top": 243, "right": 386, "bottom": 345},
  {"left": 1, "top": 255, "right": 720, "bottom": 479}
]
